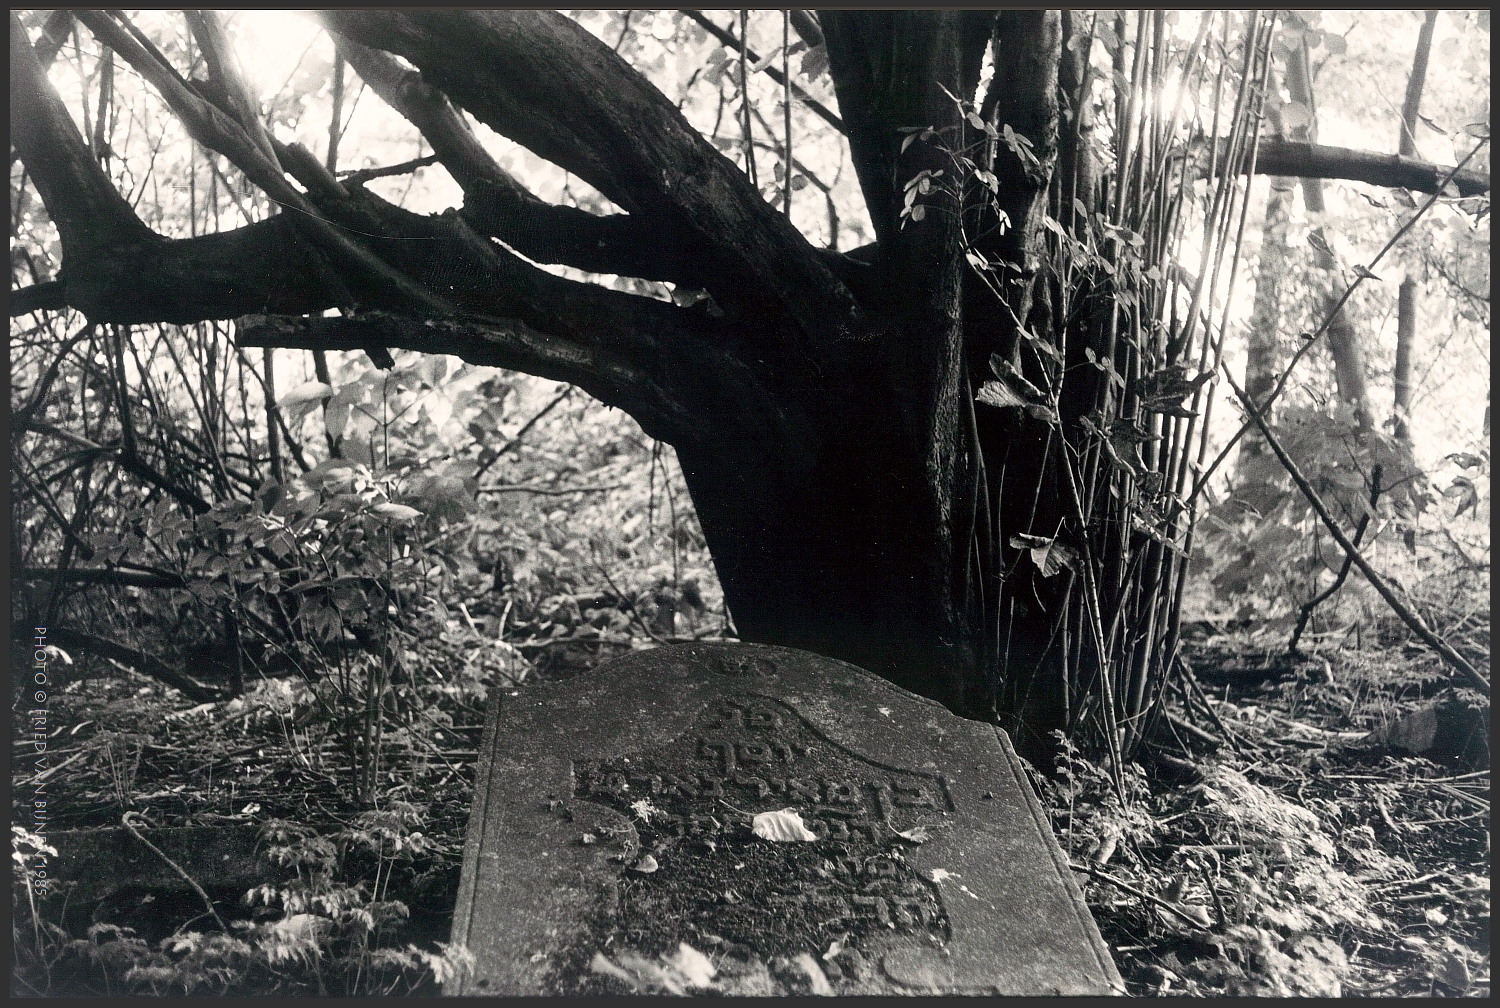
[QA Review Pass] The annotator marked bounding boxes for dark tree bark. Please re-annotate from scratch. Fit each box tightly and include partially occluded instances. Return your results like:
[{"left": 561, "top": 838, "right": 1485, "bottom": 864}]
[{"left": 9, "top": 11, "right": 1492, "bottom": 742}]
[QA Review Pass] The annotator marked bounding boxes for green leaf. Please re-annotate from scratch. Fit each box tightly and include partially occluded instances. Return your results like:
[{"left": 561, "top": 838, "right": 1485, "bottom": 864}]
[
  {"left": 1136, "top": 365, "right": 1211, "bottom": 418},
  {"left": 1024, "top": 402, "right": 1059, "bottom": 424},
  {"left": 371, "top": 503, "right": 423, "bottom": 522},
  {"left": 1445, "top": 452, "right": 1485, "bottom": 470},
  {"left": 1009, "top": 534, "right": 1077, "bottom": 577},
  {"left": 279, "top": 380, "right": 333, "bottom": 411},
  {"left": 976, "top": 379, "right": 1028, "bottom": 410},
  {"left": 988, "top": 354, "right": 1046, "bottom": 402},
  {"left": 1443, "top": 476, "right": 1479, "bottom": 517},
  {"left": 799, "top": 45, "right": 828, "bottom": 80}
]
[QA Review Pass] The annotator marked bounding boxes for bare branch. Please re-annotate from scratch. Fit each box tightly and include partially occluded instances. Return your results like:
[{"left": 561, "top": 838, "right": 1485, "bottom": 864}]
[
  {"left": 73, "top": 11, "right": 453, "bottom": 319},
  {"left": 13, "top": 626, "right": 224, "bottom": 702},
  {"left": 320, "top": 11, "right": 862, "bottom": 350},
  {"left": 338, "top": 153, "right": 440, "bottom": 185},
  {"left": 234, "top": 311, "right": 701, "bottom": 445},
  {"left": 680, "top": 11, "right": 844, "bottom": 135},
  {"left": 10, "top": 12, "right": 156, "bottom": 257},
  {"left": 13, "top": 567, "right": 188, "bottom": 589},
  {"left": 788, "top": 10, "right": 825, "bottom": 51},
  {"left": 1217, "top": 139, "right": 1490, "bottom": 197},
  {"left": 182, "top": 10, "right": 281, "bottom": 169},
  {"left": 21, "top": 418, "right": 212, "bottom": 514},
  {"left": 1224, "top": 366, "right": 1488, "bottom": 696},
  {"left": 333, "top": 36, "right": 712, "bottom": 286}
]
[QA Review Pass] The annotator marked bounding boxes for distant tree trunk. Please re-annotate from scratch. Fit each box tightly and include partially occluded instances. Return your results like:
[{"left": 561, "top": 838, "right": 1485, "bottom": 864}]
[
  {"left": 1241, "top": 67, "right": 1294, "bottom": 488},
  {"left": 1285, "top": 38, "right": 1373, "bottom": 431},
  {"left": 1393, "top": 11, "right": 1439, "bottom": 446}
]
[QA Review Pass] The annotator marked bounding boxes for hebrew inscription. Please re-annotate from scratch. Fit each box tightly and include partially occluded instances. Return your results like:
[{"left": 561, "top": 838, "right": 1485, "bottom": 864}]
[{"left": 570, "top": 696, "right": 952, "bottom": 960}]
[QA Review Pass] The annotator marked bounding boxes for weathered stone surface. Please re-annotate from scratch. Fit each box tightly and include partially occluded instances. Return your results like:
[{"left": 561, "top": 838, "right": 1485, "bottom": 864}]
[{"left": 448, "top": 642, "right": 1122, "bottom": 995}]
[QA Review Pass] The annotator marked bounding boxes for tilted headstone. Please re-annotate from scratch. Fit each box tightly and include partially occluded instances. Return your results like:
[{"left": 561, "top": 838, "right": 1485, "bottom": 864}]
[{"left": 448, "top": 643, "right": 1121, "bottom": 996}]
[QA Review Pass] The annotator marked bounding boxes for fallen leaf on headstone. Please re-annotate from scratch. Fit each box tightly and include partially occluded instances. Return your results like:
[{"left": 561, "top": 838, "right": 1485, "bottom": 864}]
[
  {"left": 822, "top": 939, "right": 844, "bottom": 961},
  {"left": 928, "top": 868, "right": 958, "bottom": 883},
  {"left": 752, "top": 808, "right": 818, "bottom": 842},
  {"left": 580, "top": 833, "right": 597, "bottom": 845},
  {"left": 895, "top": 825, "right": 931, "bottom": 844},
  {"left": 630, "top": 798, "right": 664, "bottom": 822},
  {"left": 631, "top": 854, "right": 659, "bottom": 873},
  {"left": 662, "top": 942, "right": 718, "bottom": 990},
  {"left": 790, "top": 951, "right": 833, "bottom": 994}
]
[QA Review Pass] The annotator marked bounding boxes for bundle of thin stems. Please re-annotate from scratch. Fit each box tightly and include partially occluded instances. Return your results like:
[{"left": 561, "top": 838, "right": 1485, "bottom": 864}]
[{"left": 1019, "top": 12, "right": 1278, "bottom": 770}]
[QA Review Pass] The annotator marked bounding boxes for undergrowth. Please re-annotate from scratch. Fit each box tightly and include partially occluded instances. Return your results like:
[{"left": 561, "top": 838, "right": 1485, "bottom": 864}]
[{"left": 1038, "top": 632, "right": 1489, "bottom": 997}]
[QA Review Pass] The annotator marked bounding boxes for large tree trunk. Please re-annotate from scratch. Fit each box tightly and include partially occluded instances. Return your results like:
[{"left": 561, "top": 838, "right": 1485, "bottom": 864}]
[{"left": 680, "top": 11, "right": 996, "bottom": 713}]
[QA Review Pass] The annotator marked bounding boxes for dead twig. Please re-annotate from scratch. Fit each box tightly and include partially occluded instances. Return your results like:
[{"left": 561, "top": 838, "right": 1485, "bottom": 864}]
[
  {"left": 1374, "top": 789, "right": 1405, "bottom": 833},
  {"left": 1068, "top": 861, "right": 1213, "bottom": 932},
  {"left": 120, "top": 811, "right": 228, "bottom": 933},
  {"left": 1224, "top": 365, "right": 1489, "bottom": 697},
  {"left": 1288, "top": 464, "right": 1383, "bottom": 654},
  {"left": 1177, "top": 657, "right": 1252, "bottom": 752},
  {"left": 1367, "top": 871, "right": 1443, "bottom": 893},
  {"left": 1404, "top": 809, "right": 1489, "bottom": 827}
]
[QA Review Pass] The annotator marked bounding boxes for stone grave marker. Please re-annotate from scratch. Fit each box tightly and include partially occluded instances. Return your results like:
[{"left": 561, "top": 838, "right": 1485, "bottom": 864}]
[{"left": 448, "top": 642, "right": 1121, "bottom": 996}]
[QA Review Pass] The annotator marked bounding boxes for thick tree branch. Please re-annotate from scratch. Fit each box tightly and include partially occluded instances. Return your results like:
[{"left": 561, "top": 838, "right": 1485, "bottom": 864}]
[
  {"left": 12, "top": 626, "right": 224, "bottom": 702},
  {"left": 33, "top": 9, "right": 72, "bottom": 69},
  {"left": 1218, "top": 139, "right": 1489, "bottom": 197},
  {"left": 334, "top": 36, "right": 715, "bottom": 288},
  {"left": 235, "top": 311, "right": 699, "bottom": 446},
  {"left": 9, "top": 280, "right": 67, "bottom": 316},
  {"left": 319, "top": 11, "right": 863, "bottom": 352},
  {"left": 10, "top": 13, "right": 156, "bottom": 258},
  {"left": 73, "top": 11, "right": 454, "bottom": 319},
  {"left": 52, "top": 217, "right": 336, "bottom": 323}
]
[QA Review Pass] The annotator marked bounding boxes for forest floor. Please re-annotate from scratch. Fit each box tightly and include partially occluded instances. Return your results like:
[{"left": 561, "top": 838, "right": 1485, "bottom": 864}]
[{"left": 10, "top": 627, "right": 1489, "bottom": 997}]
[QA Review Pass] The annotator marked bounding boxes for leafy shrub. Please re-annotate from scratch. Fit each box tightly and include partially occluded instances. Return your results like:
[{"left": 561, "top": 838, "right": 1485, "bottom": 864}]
[{"left": 11, "top": 808, "right": 472, "bottom": 996}]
